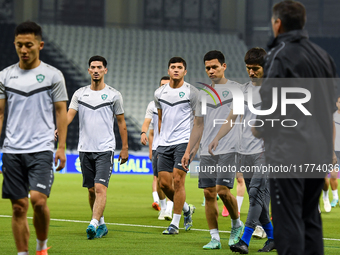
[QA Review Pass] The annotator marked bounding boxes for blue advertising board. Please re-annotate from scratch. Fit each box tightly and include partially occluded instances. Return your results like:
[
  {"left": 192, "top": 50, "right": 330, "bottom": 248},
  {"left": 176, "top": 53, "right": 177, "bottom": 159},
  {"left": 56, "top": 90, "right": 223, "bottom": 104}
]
[{"left": 0, "top": 152, "right": 153, "bottom": 175}]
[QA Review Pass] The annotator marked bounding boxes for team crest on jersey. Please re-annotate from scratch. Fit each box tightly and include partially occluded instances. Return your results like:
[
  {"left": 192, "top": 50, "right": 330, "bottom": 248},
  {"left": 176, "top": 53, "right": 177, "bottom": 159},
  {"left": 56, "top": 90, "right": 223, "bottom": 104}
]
[
  {"left": 101, "top": 94, "right": 108, "bottom": 100},
  {"left": 222, "top": 91, "right": 229, "bottom": 98},
  {"left": 179, "top": 92, "right": 185, "bottom": 98},
  {"left": 36, "top": 74, "right": 45, "bottom": 83}
]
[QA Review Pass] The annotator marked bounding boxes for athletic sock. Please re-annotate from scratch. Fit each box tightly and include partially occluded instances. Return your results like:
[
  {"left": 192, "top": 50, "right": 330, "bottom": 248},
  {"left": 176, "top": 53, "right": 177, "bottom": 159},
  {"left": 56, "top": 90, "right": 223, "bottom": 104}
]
[
  {"left": 182, "top": 202, "right": 190, "bottom": 215},
  {"left": 323, "top": 190, "right": 329, "bottom": 200},
  {"left": 166, "top": 200, "right": 174, "bottom": 213},
  {"left": 241, "top": 227, "right": 255, "bottom": 246},
  {"left": 262, "top": 222, "right": 274, "bottom": 240},
  {"left": 332, "top": 189, "right": 339, "bottom": 200},
  {"left": 18, "top": 252, "right": 29, "bottom": 255},
  {"left": 90, "top": 219, "right": 99, "bottom": 228},
  {"left": 160, "top": 199, "right": 167, "bottom": 210},
  {"left": 36, "top": 239, "right": 47, "bottom": 251},
  {"left": 170, "top": 214, "right": 181, "bottom": 229},
  {"left": 231, "top": 217, "right": 242, "bottom": 228},
  {"left": 210, "top": 228, "right": 220, "bottom": 242},
  {"left": 152, "top": 191, "right": 159, "bottom": 203},
  {"left": 99, "top": 216, "right": 105, "bottom": 225},
  {"left": 236, "top": 196, "right": 244, "bottom": 213}
]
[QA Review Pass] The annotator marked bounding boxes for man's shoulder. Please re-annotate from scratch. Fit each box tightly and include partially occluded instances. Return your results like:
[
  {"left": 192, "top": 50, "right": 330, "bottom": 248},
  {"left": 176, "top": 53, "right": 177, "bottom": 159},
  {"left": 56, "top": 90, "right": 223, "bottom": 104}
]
[
  {"left": 40, "top": 61, "right": 64, "bottom": 77},
  {"left": 154, "top": 83, "right": 168, "bottom": 97},
  {"left": 105, "top": 84, "right": 122, "bottom": 97}
]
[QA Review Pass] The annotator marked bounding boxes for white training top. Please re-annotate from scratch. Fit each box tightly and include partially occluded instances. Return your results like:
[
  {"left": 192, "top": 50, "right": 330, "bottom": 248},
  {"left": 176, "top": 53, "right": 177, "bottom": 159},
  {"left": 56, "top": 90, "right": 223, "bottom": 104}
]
[
  {"left": 0, "top": 61, "right": 68, "bottom": 153},
  {"left": 334, "top": 111, "right": 340, "bottom": 151},
  {"left": 69, "top": 84, "right": 124, "bottom": 152},
  {"left": 154, "top": 82, "right": 199, "bottom": 147},
  {"left": 145, "top": 100, "right": 160, "bottom": 150},
  {"left": 195, "top": 80, "right": 241, "bottom": 155},
  {"left": 234, "top": 81, "right": 264, "bottom": 155}
]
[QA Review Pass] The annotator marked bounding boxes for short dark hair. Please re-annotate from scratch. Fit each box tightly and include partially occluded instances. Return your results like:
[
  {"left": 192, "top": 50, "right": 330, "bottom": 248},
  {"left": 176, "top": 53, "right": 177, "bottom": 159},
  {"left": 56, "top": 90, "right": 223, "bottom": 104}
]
[
  {"left": 15, "top": 21, "right": 42, "bottom": 40},
  {"left": 244, "top": 48, "right": 267, "bottom": 67},
  {"left": 88, "top": 55, "right": 107, "bottom": 67},
  {"left": 272, "top": 0, "right": 306, "bottom": 32},
  {"left": 159, "top": 76, "right": 170, "bottom": 85},
  {"left": 203, "top": 50, "right": 225, "bottom": 65},
  {"left": 168, "top": 57, "right": 187, "bottom": 70}
]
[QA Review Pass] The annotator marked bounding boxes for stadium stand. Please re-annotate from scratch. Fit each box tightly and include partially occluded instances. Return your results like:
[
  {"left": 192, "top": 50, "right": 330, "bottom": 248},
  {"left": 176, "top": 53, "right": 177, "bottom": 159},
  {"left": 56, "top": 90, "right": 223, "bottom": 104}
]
[{"left": 41, "top": 24, "right": 249, "bottom": 127}]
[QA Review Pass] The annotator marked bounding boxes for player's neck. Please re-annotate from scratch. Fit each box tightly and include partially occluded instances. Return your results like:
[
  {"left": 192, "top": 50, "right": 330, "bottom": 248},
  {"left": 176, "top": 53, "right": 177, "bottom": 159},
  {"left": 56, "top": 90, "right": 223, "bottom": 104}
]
[
  {"left": 251, "top": 79, "right": 263, "bottom": 86},
  {"left": 211, "top": 77, "right": 227, "bottom": 87},
  {"left": 90, "top": 80, "right": 105, "bottom": 91},
  {"left": 169, "top": 79, "right": 184, "bottom": 89},
  {"left": 19, "top": 59, "right": 41, "bottom": 70}
]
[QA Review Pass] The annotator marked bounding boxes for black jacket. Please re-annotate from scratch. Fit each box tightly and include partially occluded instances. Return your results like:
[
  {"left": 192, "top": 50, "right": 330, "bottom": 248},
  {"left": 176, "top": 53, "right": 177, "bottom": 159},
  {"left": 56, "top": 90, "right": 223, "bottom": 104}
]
[{"left": 258, "top": 29, "right": 338, "bottom": 171}]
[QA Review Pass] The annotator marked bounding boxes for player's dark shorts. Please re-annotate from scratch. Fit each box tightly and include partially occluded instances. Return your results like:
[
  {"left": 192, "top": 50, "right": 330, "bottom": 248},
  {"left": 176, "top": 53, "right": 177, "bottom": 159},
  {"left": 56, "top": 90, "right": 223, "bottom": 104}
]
[
  {"left": 198, "top": 153, "right": 236, "bottom": 189},
  {"left": 239, "top": 152, "right": 268, "bottom": 181},
  {"left": 157, "top": 143, "right": 187, "bottom": 172},
  {"left": 2, "top": 151, "right": 54, "bottom": 199},
  {"left": 152, "top": 150, "right": 159, "bottom": 177},
  {"left": 79, "top": 151, "right": 114, "bottom": 188},
  {"left": 335, "top": 151, "right": 340, "bottom": 167}
]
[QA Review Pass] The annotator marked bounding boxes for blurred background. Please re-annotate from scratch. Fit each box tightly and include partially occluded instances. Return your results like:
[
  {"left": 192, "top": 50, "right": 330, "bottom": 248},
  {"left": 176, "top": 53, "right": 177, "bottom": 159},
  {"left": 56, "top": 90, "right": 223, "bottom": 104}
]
[{"left": 1, "top": 0, "right": 339, "bottom": 153}]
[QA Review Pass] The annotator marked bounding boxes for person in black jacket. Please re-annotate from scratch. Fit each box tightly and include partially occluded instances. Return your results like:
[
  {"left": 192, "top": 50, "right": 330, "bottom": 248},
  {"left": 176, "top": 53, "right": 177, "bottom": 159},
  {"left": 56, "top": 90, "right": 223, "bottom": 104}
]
[{"left": 252, "top": 1, "right": 338, "bottom": 255}]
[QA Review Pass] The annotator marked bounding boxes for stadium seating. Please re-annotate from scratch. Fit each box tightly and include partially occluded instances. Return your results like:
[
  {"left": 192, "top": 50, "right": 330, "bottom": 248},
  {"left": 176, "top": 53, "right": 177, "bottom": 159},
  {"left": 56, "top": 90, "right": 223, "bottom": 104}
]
[{"left": 41, "top": 24, "right": 249, "bottom": 126}]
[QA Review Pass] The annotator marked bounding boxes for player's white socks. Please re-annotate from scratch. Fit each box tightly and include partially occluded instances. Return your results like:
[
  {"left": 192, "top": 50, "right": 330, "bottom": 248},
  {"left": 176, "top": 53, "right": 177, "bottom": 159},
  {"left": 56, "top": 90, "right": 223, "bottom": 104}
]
[
  {"left": 152, "top": 191, "right": 159, "bottom": 203},
  {"left": 210, "top": 228, "right": 220, "bottom": 242},
  {"left": 166, "top": 200, "right": 174, "bottom": 213},
  {"left": 160, "top": 199, "right": 167, "bottom": 210},
  {"left": 236, "top": 196, "right": 244, "bottom": 213},
  {"left": 171, "top": 214, "right": 181, "bottom": 229},
  {"left": 231, "top": 217, "right": 242, "bottom": 228},
  {"left": 18, "top": 252, "right": 28, "bottom": 255},
  {"left": 332, "top": 189, "right": 339, "bottom": 200},
  {"left": 182, "top": 202, "right": 189, "bottom": 213},
  {"left": 36, "top": 239, "right": 47, "bottom": 251},
  {"left": 323, "top": 190, "right": 329, "bottom": 201},
  {"left": 99, "top": 216, "right": 105, "bottom": 225},
  {"left": 90, "top": 219, "right": 99, "bottom": 228}
]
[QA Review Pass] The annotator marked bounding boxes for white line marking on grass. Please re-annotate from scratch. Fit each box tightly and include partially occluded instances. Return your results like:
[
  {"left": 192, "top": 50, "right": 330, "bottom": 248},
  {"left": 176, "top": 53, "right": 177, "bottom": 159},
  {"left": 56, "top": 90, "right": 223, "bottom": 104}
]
[{"left": 0, "top": 215, "right": 339, "bottom": 241}]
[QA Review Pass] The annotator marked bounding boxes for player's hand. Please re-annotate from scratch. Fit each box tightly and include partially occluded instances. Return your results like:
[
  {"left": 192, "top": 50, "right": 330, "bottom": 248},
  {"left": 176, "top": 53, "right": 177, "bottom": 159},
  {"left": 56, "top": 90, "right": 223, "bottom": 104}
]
[
  {"left": 333, "top": 151, "right": 337, "bottom": 166},
  {"left": 119, "top": 148, "right": 129, "bottom": 165},
  {"left": 55, "top": 147, "right": 66, "bottom": 171},
  {"left": 208, "top": 139, "right": 219, "bottom": 156},
  {"left": 54, "top": 129, "right": 58, "bottom": 141},
  {"left": 141, "top": 133, "right": 148, "bottom": 145},
  {"left": 181, "top": 151, "right": 191, "bottom": 171}
]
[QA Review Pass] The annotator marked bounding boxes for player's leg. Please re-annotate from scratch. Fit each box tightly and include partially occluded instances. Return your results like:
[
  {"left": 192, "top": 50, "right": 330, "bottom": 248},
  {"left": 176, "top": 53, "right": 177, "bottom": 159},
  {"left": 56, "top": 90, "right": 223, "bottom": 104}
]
[
  {"left": 91, "top": 151, "right": 113, "bottom": 239},
  {"left": 236, "top": 173, "right": 245, "bottom": 213},
  {"left": 330, "top": 152, "right": 340, "bottom": 207},
  {"left": 151, "top": 150, "right": 161, "bottom": 211},
  {"left": 322, "top": 177, "right": 331, "bottom": 212},
  {"left": 303, "top": 178, "right": 324, "bottom": 255},
  {"left": 199, "top": 156, "right": 221, "bottom": 249},
  {"left": 157, "top": 146, "right": 175, "bottom": 201},
  {"left": 2, "top": 153, "right": 31, "bottom": 253},
  {"left": 26, "top": 151, "right": 54, "bottom": 253},
  {"left": 88, "top": 187, "right": 95, "bottom": 211}
]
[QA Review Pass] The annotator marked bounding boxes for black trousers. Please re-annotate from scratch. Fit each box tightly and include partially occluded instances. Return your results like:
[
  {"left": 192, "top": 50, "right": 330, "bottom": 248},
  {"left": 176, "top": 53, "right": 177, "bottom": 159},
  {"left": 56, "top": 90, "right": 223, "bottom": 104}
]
[{"left": 270, "top": 178, "right": 324, "bottom": 255}]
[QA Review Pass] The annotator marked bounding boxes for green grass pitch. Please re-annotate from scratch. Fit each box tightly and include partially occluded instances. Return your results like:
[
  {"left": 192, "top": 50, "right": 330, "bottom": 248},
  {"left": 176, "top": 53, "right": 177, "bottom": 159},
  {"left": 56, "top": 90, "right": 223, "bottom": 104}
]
[{"left": 0, "top": 174, "right": 339, "bottom": 254}]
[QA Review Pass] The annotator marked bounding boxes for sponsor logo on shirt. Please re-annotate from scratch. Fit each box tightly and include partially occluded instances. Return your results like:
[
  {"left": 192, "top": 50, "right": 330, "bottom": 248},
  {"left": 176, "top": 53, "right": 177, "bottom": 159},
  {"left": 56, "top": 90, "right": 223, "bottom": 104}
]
[
  {"left": 37, "top": 183, "right": 46, "bottom": 189},
  {"left": 83, "top": 94, "right": 89, "bottom": 97},
  {"left": 179, "top": 92, "right": 185, "bottom": 98},
  {"left": 101, "top": 94, "right": 108, "bottom": 100},
  {"left": 36, "top": 74, "right": 45, "bottom": 83},
  {"left": 10, "top": 76, "right": 18, "bottom": 79},
  {"left": 222, "top": 91, "right": 229, "bottom": 98}
]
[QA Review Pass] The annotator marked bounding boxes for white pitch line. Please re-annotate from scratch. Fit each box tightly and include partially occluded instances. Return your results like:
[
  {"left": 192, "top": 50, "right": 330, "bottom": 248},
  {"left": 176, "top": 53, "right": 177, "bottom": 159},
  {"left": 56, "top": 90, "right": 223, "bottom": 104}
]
[{"left": 0, "top": 215, "right": 339, "bottom": 242}]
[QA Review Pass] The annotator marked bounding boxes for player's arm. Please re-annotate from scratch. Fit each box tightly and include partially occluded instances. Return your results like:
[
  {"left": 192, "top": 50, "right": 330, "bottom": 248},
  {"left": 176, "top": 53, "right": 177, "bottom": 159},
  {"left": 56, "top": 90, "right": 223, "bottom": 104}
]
[
  {"left": 149, "top": 129, "right": 154, "bottom": 160},
  {"left": 0, "top": 99, "right": 6, "bottom": 137},
  {"left": 140, "top": 118, "right": 151, "bottom": 145},
  {"left": 54, "top": 101, "right": 68, "bottom": 171},
  {"left": 208, "top": 109, "right": 238, "bottom": 155},
  {"left": 116, "top": 113, "right": 129, "bottom": 165},
  {"left": 182, "top": 116, "right": 204, "bottom": 170},
  {"left": 158, "top": 109, "right": 162, "bottom": 134},
  {"left": 55, "top": 108, "right": 77, "bottom": 140}
]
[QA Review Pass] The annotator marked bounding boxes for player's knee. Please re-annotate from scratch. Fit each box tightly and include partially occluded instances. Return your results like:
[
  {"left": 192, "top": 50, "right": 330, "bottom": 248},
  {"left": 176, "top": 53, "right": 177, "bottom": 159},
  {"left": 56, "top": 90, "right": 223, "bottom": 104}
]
[
  {"left": 31, "top": 199, "right": 47, "bottom": 214},
  {"left": 12, "top": 202, "right": 28, "bottom": 217},
  {"left": 204, "top": 188, "right": 216, "bottom": 200},
  {"left": 173, "top": 176, "right": 184, "bottom": 189},
  {"left": 216, "top": 186, "right": 230, "bottom": 198}
]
